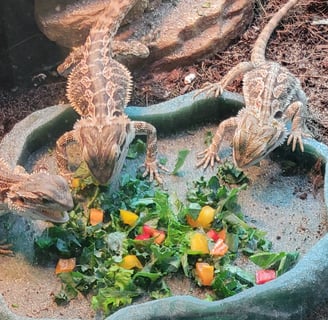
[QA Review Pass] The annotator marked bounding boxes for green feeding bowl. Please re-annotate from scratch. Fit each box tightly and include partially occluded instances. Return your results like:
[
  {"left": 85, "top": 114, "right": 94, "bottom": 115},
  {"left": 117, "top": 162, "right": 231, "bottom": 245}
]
[{"left": 0, "top": 91, "right": 327, "bottom": 320}]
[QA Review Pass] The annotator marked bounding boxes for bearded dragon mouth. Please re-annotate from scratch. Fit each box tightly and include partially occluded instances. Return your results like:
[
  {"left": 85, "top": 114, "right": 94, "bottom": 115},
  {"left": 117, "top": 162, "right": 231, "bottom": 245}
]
[{"left": 38, "top": 209, "right": 69, "bottom": 223}]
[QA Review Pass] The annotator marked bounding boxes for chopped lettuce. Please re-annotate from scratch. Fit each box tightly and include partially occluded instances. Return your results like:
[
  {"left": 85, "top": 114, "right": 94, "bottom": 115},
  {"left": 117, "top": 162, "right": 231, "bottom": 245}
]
[{"left": 35, "top": 166, "right": 299, "bottom": 315}]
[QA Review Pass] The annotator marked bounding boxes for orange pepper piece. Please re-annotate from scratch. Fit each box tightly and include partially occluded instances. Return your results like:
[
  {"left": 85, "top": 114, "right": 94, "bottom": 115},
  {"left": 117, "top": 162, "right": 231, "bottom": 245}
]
[
  {"left": 217, "top": 229, "right": 226, "bottom": 241},
  {"left": 153, "top": 230, "right": 166, "bottom": 245},
  {"left": 55, "top": 258, "right": 76, "bottom": 274},
  {"left": 195, "top": 262, "right": 214, "bottom": 286},
  {"left": 89, "top": 208, "right": 104, "bottom": 226}
]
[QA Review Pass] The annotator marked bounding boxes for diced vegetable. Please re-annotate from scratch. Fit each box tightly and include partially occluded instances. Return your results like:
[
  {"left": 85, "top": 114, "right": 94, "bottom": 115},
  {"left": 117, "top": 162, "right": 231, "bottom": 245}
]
[
  {"left": 36, "top": 168, "right": 299, "bottom": 316},
  {"left": 186, "top": 215, "right": 198, "bottom": 228},
  {"left": 55, "top": 257, "right": 76, "bottom": 274},
  {"left": 190, "top": 232, "right": 209, "bottom": 254},
  {"left": 206, "top": 229, "right": 226, "bottom": 242},
  {"left": 195, "top": 262, "right": 214, "bottom": 286},
  {"left": 120, "top": 255, "right": 143, "bottom": 270},
  {"left": 71, "top": 178, "right": 80, "bottom": 189},
  {"left": 135, "top": 225, "right": 166, "bottom": 244},
  {"left": 186, "top": 205, "right": 215, "bottom": 229},
  {"left": 207, "top": 229, "right": 219, "bottom": 241},
  {"left": 217, "top": 229, "right": 226, "bottom": 241},
  {"left": 255, "top": 269, "right": 276, "bottom": 284},
  {"left": 135, "top": 233, "right": 151, "bottom": 240},
  {"left": 89, "top": 208, "right": 104, "bottom": 226},
  {"left": 153, "top": 230, "right": 166, "bottom": 245},
  {"left": 210, "top": 238, "right": 229, "bottom": 256},
  {"left": 120, "top": 209, "right": 139, "bottom": 226},
  {"left": 143, "top": 224, "right": 155, "bottom": 235}
]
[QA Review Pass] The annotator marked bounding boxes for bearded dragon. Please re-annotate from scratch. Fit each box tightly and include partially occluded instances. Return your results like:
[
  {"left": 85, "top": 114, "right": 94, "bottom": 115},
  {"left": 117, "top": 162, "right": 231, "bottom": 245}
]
[
  {"left": 56, "top": 0, "right": 165, "bottom": 185},
  {"left": 0, "top": 159, "right": 73, "bottom": 254},
  {"left": 196, "top": 0, "right": 309, "bottom": 169}
]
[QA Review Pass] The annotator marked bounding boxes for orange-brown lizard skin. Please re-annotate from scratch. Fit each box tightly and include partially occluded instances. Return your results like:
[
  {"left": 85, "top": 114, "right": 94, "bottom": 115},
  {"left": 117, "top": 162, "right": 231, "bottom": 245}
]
[
  {"left": 56, "top": 0, "right": 166, "bottom": 185},
  {"left": 196, "top": 0, "right": 310, "bottom": 169}
]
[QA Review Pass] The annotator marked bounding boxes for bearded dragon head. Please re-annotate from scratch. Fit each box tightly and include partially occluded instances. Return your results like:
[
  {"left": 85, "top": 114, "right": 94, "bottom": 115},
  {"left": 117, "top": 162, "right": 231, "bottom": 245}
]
[
  {"left": 233, "top": 108, "right": 287, "bottom": 169},
  {"left": 7, "top": 171, "right": 73, "bottom": 223},
  {"left": 74, "top": 115, "right": 135, "bottom": 185}
]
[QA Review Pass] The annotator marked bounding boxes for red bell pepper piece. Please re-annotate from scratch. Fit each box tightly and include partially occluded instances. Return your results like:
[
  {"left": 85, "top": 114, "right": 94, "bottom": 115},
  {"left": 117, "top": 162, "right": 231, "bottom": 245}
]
[
  {"left": 143, "top": 225, "right": 155, "bottom": 236},
  {"left": 210, "top": 238, "right": 229, "bottom": 256},
  {"left": 207, "top": 229, "right": 220, "bottom": 242},
  {"left": 135, "top": 233, "right": 151, "bottom": 240},
  {"left": 256, "top": 269, "right": 276, "bottom": 284},
  {"left": 135, "top": 224, "right": 166, "bottom": 244}
]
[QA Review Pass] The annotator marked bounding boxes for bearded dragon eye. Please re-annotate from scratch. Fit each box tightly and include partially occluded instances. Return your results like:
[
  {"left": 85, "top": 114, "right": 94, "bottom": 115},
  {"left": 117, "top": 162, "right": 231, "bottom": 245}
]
[
  {"left": 274, "top": 110, "right": 283, "bottom": 119},
  {"left": 42, "top": 199, "right": 51, "bottom": 205},
  {"left": 18, "top": 197, "right": 25, "bottom": 204}
]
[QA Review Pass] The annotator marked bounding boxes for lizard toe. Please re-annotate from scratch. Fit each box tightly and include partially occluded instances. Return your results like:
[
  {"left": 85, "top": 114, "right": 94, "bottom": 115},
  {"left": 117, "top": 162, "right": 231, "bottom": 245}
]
[
  {"left": 142, "top": 160, "right": 166, "bottom": 184},
  {"left": 287, "top": 132, "right": 304, "bottom": 152}
]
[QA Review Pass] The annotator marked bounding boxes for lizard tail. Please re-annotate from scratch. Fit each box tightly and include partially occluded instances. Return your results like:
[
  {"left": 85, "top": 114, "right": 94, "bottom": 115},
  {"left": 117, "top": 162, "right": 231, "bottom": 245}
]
[{"left": 251, "top": 0, "right": 299, "bottom": 64}]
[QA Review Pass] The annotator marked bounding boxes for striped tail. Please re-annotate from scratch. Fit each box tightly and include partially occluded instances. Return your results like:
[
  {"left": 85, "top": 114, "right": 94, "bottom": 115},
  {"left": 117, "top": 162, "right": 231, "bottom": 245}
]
[{"left": 251, "top": 0, "right": 299, "bottom": 64}]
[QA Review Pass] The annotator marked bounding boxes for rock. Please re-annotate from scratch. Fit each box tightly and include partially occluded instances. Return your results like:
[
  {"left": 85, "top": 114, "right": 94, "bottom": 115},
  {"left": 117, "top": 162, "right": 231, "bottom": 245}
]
[
  {"left": 146, "top": 0, "right": 254, "bottom": 71},
  {"left": 34, "top": 0, "right": 152, "bottom": 48},
  {"left": 35, "top": 0, "right": 254, "bottom": 72}
]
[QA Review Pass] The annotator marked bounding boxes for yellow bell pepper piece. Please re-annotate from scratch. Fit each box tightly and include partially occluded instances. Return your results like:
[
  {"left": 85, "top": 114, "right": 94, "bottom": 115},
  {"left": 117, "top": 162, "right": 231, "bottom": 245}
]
[
  {"left": 120, "top": 255, "right": 143, "bottom": 269},
  {"left": 186, "top": 205, "right": 215, "bottom": 229},
  {"left": 190, "top": 232, "right": 209, "bottom": 254},
  {"left": 120, "top": 209, "right": 139, "bottom": 226},
  {"left": 71, "top": 178, "right": 80, "bottom": 189}
]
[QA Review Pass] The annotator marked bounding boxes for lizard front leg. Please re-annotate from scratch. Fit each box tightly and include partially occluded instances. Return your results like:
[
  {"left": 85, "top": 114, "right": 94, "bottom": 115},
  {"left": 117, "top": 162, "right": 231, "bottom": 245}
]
[
  {"left": 285, "top": 100, "right": 310, "bottom": 152},
  {"left": 195, "top": 61, "right": 255, "bottom": 98},
  {"left": 57, "top": 45, "right": 85, "bottom": 77},
  {"left": 56, "top": 131, "right": 78, "bottom": 182},
  {"left": 112, "top": 40, "right": 150, "bottom": 59},
  {"left": 133, "top": 121, "right": 167, "bottom": 184},
  {"left": 197, "top": 117, "right": 238, "bottom": 169}
]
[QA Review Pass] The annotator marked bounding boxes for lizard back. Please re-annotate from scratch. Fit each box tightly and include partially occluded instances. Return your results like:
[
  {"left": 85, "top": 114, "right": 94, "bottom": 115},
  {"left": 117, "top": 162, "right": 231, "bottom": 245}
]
[
  {"left": 243, "top": 61, "right": 306, "bottom": 118},
  {"left": 66, "top": 0, "right": 137, "bottom": 119}
]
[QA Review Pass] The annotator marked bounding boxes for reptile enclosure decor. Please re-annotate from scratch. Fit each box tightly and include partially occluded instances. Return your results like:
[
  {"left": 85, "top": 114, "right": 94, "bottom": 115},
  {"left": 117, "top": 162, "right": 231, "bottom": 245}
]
[{"left": 0, "top": 91, "right": 327, "bottom": 320}]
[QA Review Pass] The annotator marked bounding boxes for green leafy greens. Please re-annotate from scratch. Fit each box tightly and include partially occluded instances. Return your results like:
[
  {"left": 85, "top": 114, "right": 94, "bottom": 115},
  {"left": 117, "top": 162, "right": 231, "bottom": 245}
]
[{"left": 35, "top": 170, "right": 299, "bottom": 316}]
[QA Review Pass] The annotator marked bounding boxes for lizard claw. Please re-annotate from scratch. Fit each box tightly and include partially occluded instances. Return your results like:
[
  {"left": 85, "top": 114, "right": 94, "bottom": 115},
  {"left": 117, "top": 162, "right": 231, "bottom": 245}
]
[
  {"left": 194, "top": 82, "right": 224, "bottom": 99},
  {"left": 196, "top": 148, "right": 221, "bottom": 169},
  {"left": 287, "top": 131, "right": 311, "bottom": 152},
  {"left": 141, "top": 160, "right": 168, "bottom": 184}
]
